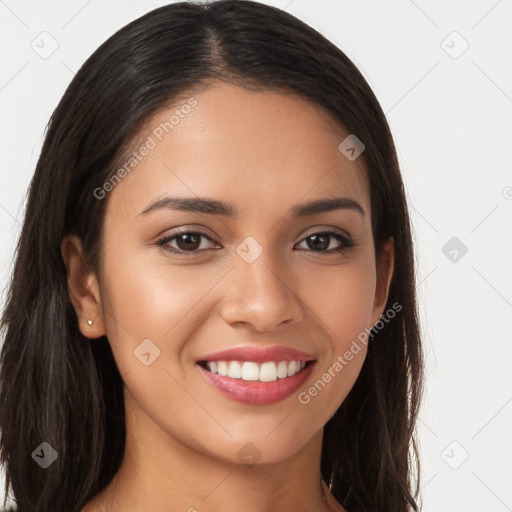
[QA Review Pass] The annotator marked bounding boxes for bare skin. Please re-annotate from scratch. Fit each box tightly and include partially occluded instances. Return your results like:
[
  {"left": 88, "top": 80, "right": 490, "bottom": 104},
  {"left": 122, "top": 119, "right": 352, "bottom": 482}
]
[{"left": 62, "top": 80, "right": 394, "bottom": 512}]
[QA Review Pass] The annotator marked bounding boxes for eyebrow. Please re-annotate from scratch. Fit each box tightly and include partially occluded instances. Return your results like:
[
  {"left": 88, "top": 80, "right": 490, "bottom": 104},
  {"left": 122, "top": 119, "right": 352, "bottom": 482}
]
[{"left": 138, "top": 196, "right": 365, "bottom": 217}]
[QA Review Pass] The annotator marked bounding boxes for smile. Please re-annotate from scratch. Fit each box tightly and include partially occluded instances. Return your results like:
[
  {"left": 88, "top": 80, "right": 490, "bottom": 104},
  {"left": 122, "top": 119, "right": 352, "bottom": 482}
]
[{"left": 196, "top": 360, "right": 316, "bottom": 405}]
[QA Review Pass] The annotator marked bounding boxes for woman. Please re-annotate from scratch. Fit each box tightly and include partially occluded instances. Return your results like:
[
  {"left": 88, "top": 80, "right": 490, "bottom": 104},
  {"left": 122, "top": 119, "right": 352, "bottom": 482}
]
[{"left": 0, "top": 1, "right": 424, "bottom": 511}]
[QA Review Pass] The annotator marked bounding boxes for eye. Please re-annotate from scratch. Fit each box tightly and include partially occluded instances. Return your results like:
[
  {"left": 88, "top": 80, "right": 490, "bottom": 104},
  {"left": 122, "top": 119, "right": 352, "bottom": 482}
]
[
  {"left": 295, "top": 231, "right": 355, "bottom": 254},
  {"left": 156, "top": 231, "right": 218, "bottom": 255}
]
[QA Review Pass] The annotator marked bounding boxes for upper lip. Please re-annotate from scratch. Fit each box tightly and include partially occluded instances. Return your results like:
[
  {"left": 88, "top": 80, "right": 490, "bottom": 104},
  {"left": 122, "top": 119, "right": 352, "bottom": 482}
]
[{"left": 197, "top": 346, "right": 316, "bottom": 364}]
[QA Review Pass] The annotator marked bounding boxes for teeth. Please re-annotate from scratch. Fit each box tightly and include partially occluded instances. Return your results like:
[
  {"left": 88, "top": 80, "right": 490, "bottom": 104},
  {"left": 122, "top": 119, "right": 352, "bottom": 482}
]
[
  {"left": 277, "top": 361, "right": 288, "bottom": 378},
  {"left": 205, "top": 360, "right": 307, "bottom": 382},
  {"left": 227, "top": 361, "right": 242, "bottom": 379},
  {"left": 217, "top": 361, "right": 228, "bottom": 376},
  {"left": 287, "top": 361, "right": 297, "bottom": 377},
  {"left": 259, "top": 362, "right": 278, "bottom": 382},
  {"left": 241, "top": 362, "right": 260, "bottom": 381}
]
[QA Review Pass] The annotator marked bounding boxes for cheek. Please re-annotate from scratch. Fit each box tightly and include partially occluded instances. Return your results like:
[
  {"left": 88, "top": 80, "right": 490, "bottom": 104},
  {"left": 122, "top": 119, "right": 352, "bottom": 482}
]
[
  {"left": 304, "top": 258, "right": 377, "bottom": 347},
  {"left": 293, "top": 260, "right": 375, "bottom": 415},
  {"left": 100, "top": 239, "right": 226, "bottom": 344}
]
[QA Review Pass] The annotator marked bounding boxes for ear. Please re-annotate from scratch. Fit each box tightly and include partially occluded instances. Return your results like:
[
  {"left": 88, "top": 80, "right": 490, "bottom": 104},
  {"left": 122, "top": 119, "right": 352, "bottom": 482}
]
[
  {"left": 370, "top": 237, "right": 395, "bottom": 327},
  {"left": 61, "top": 234, "right": 106, "bottom": 339}
]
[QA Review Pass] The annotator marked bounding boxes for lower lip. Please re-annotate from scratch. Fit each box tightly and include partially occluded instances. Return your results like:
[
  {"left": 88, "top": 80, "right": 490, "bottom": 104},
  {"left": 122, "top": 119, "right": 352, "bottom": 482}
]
[{"left": 197, "top": 362, "right": 315, "bottom": 405}]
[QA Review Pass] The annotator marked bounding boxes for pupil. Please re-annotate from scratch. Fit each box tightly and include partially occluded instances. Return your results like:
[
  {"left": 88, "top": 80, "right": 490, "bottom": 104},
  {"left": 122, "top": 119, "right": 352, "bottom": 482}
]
[
  {"left": 308, "top": 234, "right": 328, "bottom": 251},
  {"left": 178, "top": 233, "right": 200, "bottom": 250}
]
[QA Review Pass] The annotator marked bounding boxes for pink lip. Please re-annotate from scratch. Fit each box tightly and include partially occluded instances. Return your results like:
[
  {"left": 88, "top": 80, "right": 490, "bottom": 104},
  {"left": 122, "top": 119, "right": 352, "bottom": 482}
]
[
  {"left": 197, "top": 361, "right": 316, "bottom": 405},
  {"left": 197, "top": 345, "right": 316, "bottom": 364}
]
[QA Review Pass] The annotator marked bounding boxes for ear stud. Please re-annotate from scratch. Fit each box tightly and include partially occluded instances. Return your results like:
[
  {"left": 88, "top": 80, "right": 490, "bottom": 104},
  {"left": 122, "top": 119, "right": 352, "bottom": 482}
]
[{"left": 87, "top": 319, "right": 94, "bottom": 326}]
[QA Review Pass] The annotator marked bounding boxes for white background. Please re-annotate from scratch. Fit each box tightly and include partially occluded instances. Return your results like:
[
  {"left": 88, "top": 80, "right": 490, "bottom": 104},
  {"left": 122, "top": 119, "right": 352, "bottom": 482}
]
[{"left": 1, "top": 1, "right": 511, "bottom": 510}]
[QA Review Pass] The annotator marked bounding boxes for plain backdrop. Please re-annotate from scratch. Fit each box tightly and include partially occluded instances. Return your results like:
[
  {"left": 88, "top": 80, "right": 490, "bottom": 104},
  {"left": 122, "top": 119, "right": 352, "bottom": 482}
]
[{"left": 1, "top": 1, "right": 511, "bottom": 510}]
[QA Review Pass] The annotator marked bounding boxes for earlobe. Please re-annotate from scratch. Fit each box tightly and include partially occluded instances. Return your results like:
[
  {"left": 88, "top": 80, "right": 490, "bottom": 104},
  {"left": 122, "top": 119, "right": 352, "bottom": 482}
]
[
  {"left": 371, "top": 237, "right": 395, "bottom": 325},
  {"left": 61, "top": 235, "right": 106, "bottom": 339}
]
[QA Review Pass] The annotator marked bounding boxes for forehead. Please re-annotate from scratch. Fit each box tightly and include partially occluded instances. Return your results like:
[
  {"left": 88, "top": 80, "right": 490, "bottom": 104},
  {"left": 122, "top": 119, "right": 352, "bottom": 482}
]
[{"left": 107, "top": 81, "right": 370, "bottom": 221}]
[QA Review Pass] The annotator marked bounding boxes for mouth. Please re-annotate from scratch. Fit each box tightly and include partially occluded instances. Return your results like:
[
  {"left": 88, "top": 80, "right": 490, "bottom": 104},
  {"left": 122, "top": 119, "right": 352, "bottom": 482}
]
[{"left": 196, "top": 359, "right": 316, "bottom": 405}]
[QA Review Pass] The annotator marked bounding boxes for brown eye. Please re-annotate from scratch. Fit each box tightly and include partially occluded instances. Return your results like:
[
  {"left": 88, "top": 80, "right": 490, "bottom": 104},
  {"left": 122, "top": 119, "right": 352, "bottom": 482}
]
[
  {"left": 296, "top": 231, "right": 355, "bottom": 253},
  {"left": 305, "top": 233, "right": 331, "bottom": 251},
  {"left": 156, "top": 232, "right": 218, "bottom": 255},
  {"left": 174, "top": 233, "right": 201, "bottom": 251}
]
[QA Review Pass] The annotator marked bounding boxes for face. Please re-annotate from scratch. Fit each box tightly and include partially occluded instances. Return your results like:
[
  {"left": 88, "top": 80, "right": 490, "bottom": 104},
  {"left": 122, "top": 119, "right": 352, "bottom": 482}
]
[{"left": 65, "top": 81, "right": 393, "bottom": 466}]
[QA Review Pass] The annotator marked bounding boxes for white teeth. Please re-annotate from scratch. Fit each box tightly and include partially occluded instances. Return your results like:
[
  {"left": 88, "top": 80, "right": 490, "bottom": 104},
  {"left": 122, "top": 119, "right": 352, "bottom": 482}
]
[
  {"left": 227, "top": 361, "right": 242, "bottom": 379},
  {"left": 277, "top": 361, "right": 288, "bottom": 378},
  {"left": 259, "top": 362, "right": 277, "bottom": 382},
  {"left": 241, "top": 362, "right": 260, "bottom": 381},
  {"left": 287, "top": 361, "right": 298, "bottom": 377},
  {"left": 217, "top": 361, "right": 228, "bottom": 376},
  {"left": 204, "top": 360, "right": 307, "bottom": 382}
]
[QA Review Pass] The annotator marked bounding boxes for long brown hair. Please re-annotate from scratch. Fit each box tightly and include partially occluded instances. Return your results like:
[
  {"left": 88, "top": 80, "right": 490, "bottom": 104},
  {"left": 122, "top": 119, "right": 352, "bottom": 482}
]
[{"left": 0, "top": 2, "right": 423, "bottom": 511}]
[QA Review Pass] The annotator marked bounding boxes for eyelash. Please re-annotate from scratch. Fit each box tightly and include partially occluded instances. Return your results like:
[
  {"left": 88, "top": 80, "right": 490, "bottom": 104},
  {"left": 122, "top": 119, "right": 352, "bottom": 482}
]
[{"left": 155, "top": 230, "right": 356, "bottom": 256}]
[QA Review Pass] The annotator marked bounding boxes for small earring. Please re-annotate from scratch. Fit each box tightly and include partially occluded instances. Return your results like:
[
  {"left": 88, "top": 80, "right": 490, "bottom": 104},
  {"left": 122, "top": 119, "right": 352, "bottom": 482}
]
[{"left": 87, "top": 319, "right": 93, "bottom": 326}]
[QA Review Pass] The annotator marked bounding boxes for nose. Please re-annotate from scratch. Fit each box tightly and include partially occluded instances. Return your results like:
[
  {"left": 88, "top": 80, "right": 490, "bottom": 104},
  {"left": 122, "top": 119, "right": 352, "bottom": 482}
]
[{"left": 220, "top": 253, "right": 305, "bottom": 332}]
